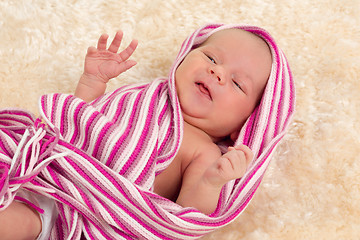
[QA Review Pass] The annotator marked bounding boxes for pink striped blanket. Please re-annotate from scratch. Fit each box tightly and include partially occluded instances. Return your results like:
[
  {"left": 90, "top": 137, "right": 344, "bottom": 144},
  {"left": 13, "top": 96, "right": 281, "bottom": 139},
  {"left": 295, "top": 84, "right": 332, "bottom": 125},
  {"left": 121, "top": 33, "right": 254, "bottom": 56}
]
[{"left": 0, "top": 23, "right": 295, "bottom": 239}]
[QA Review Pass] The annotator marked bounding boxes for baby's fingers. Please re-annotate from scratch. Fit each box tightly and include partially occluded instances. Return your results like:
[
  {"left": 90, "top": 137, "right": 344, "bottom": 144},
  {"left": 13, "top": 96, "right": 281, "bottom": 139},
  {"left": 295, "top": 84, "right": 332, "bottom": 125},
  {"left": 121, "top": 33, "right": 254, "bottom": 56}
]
[
  {"left": 218, "top": 152, "right": 246, "bottom": 180},
  {"left": 117, "top": 59, "right": 137, "bottom": 75},
  {"left": 118, "top": 39, "right": 138, "bottom": 62},
  {"left": 86, "top": 46, "right": 97, "bottom": 55},
  {"left": 97, "top": 33, "right": 109, "bottom": 50},
  {"left": 230, "top": 145, "right": 253, "bottom": 165},
  {"left": 108, "top": 31, "right": 124, "bottom": 53}
]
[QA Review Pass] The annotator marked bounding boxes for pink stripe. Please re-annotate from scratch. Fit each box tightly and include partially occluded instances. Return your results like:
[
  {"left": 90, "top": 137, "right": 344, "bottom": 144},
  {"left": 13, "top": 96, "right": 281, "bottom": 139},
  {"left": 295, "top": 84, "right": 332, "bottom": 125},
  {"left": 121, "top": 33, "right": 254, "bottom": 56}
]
[
  {"left": 130, "top": 84, "right": 163, "bottom": 183},
  {"left": 80, "top": 111, "right": 99, "bottom": 150},
  {"left": 69, "top": 101, "right": 86, "bottom": 145},
  {"left": 106, "top": 92, "right": 130, "bottom": 123},
  {"left": 155, "top": 122, "right": 173, "bottom": 166},
  {"left": 0, "top": 163, "right": 9, "bottom": 197},
  {"left": 242, "top": 106, "right": 258, "bottom": 146},
  {"left": 58, "top": 94, "right": 73, "bottom": 136},
  {"left": 60, "top": 140, "right": 197, "bottom": 238},
  {"left": 58, "top": 143, "right": 171, "bottom": 239},
  {"left": 91, "top": 121, "right": 112, "bottom": 159},
  {"left": 155, "top": 101, "right": 173, "bottom": 163},
  {"left": 139, "top": 193, "right": 204, "bottom": 238},
  {"left": 260, "top": 43, "right": 282, "bottom": 150},
  {"left": 282, "top": 56, "right": 296, "bottom": 125},
  {"left": 0, "top": 115, "right": 33, "bottom": 127},
  {"left": 83, "top": 223, "right": 97, "bottom": 240},
  {"left": 0, "top": 130, "right": 15, "bottom": 157},
  {"left": 113, "top": 92, "right": 143, "bottom": 172},
  {"left": 0, "top": 109, "right": 35, "bottom": 124}
]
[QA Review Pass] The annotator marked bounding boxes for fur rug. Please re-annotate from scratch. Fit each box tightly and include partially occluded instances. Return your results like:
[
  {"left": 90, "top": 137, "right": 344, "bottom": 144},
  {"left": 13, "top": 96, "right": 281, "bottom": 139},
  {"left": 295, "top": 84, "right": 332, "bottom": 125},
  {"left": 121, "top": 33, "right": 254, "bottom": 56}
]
[{"left": 0, "top": 0, "right": 359, "bottom": 239}]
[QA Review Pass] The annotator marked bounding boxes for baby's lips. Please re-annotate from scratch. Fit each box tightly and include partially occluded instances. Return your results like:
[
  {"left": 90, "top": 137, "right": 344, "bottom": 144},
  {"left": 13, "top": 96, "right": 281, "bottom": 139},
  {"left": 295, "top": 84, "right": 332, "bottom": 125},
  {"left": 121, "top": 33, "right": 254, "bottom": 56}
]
[{"left": 196, "top": 82, "right": 212, "bottom": 100}]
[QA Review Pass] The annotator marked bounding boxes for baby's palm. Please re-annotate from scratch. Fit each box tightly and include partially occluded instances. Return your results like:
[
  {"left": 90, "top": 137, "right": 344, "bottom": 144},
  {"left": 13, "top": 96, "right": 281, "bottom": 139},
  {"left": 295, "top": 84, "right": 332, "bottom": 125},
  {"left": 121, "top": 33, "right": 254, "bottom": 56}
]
[{"left": 84, "top": 31, "right": 138, "bottom": 83}]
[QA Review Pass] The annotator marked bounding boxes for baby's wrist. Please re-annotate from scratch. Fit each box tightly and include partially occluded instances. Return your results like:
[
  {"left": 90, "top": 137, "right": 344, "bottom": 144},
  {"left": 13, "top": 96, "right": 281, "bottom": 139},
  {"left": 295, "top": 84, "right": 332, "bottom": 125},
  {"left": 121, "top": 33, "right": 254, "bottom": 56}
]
[
  {"left": 75, "top": 74, "right": 107, "bottom": 102},
  {"left": 79, "top": 73, "right": 108, "bottom": 90},
  {"left": 80, "top": 72, "right": 104, "bottom": 83},
  {"left": 200, "top": 176, "right": 225, "bottom": 191}
]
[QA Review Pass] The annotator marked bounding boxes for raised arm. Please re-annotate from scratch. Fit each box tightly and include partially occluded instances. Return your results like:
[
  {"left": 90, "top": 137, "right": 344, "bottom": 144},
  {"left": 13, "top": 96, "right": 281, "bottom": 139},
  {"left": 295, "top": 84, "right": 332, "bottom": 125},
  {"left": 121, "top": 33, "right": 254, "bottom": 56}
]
[
  {"left": 176, "top": 145, "right": 253, "bottom": 215},
  {"left": 75, "top": 31, "right": 138, "bottom": 102}
]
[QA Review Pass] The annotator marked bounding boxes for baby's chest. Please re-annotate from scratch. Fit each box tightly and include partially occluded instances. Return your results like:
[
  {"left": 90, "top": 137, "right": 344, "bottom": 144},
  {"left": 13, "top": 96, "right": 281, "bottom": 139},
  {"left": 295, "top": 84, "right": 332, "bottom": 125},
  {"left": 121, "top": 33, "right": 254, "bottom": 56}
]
[{"left": 153, "top": 153, "right": 184, "bottom": 201}]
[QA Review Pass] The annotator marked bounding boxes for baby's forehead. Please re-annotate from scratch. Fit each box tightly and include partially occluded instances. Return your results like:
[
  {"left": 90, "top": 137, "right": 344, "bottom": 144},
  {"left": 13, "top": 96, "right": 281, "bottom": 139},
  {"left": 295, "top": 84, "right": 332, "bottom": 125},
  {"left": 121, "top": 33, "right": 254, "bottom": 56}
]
[{"left": 200, "top": 28, "right": 268, "bottom": 49}]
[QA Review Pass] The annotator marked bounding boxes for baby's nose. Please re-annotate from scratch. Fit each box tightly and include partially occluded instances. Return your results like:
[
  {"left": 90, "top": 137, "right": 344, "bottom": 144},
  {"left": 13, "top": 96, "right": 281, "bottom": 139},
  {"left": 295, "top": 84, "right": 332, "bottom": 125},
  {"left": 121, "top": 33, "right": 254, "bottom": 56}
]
[
  {"left": 210, "top": 70, "right": 221, "bottom": 82},
  {"left": 210, "top": 67, "right": 226, "bottom": 85}
]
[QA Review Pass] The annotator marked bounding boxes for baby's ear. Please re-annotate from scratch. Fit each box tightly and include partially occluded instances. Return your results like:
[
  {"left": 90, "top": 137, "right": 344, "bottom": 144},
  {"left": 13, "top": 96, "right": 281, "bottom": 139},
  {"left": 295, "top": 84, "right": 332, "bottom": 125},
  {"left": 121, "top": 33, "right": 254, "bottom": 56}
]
[{"left": 230, "top": 129, "right": 240, "bottom": 142}]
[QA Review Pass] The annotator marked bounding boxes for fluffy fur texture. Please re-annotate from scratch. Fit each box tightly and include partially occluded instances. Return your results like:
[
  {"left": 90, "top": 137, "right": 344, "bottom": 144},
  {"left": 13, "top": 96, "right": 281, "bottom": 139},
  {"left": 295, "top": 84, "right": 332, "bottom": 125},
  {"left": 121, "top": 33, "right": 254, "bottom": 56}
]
[{"left": 0, "top": 0, "right": 359, "bottom": 239}]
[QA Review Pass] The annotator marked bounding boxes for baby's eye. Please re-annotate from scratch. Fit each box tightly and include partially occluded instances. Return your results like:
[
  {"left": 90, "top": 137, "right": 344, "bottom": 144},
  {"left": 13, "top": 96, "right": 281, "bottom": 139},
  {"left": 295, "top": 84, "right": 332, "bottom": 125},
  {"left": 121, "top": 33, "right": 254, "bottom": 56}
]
[
  {"left": 207, "top": 55, "right": 216, "bottom": 64},
  {"left": 233, "top": 81, "right": 244, "bottom": 91}
]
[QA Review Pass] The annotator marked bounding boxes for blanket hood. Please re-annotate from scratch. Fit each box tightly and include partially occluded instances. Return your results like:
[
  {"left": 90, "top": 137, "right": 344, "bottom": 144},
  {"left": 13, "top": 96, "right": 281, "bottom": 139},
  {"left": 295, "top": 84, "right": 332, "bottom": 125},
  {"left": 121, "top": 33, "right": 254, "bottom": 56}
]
[{"left": 168, "top": 23, "right": 295, "bottom": 161}]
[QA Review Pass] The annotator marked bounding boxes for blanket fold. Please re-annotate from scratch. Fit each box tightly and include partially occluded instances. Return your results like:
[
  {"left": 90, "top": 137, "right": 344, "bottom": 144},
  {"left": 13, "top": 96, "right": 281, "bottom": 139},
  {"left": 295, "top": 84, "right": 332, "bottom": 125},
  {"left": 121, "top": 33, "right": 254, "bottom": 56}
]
[{"left": 0, "top": 23, "right": 295, "bottom": 239}]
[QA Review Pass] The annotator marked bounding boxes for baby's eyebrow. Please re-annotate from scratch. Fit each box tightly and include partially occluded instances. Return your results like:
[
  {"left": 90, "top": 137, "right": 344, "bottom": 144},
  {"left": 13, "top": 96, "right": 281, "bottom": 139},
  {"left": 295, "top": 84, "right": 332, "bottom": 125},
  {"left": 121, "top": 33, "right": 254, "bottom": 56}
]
[{"left": 205, "top": 44, "right": 223, "bottom": 55}]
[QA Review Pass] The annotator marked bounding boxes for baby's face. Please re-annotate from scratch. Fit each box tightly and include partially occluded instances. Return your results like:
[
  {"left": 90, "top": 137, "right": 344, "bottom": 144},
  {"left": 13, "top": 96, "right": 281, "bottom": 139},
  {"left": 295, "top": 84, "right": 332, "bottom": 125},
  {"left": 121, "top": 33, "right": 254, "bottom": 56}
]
[{"left": 175, "top": 29, "right": 272, "bottom": 141}]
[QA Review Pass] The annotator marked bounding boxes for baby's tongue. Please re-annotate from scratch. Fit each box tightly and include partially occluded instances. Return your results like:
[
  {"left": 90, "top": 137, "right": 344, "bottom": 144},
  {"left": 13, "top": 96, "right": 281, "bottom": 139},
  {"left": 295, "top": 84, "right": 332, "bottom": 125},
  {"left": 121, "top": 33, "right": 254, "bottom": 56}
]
[{"left": 199, "top": 83, "right": 211, "bottom": 98}]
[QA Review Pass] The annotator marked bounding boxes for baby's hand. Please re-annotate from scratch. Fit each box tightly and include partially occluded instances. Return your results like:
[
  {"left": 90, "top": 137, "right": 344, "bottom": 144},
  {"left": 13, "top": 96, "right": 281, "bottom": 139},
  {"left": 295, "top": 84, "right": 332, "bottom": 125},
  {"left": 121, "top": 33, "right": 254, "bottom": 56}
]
[
  {"left": 83, "top": 31, "right": 138, "bottom": 83},
  {"left": 203, "top": 145, "right": 253, "bottom": 187}
]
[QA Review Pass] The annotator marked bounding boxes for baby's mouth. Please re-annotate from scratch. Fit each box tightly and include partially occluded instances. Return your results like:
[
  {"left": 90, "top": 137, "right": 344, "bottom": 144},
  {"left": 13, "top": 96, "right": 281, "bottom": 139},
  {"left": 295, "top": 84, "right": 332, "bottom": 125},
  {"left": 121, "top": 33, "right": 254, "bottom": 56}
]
[{"left": 196, "top": 82, "right": 212, "bottom": 100}]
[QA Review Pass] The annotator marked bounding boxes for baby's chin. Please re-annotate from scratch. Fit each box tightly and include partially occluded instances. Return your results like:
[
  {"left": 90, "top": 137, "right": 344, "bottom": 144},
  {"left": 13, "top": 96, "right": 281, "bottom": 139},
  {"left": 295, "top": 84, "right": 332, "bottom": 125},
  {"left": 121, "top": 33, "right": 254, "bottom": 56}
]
[{"left": 206, "top": 130, "right": 235, "bottom": 144}]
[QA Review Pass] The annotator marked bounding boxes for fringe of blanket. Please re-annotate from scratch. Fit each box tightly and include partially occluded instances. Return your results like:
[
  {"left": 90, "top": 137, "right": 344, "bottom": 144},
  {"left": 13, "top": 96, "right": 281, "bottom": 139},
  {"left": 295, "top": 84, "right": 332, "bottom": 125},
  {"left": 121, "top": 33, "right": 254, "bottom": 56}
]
[{"left": 0, "top": 111, "right": 67, "bottom": 211}]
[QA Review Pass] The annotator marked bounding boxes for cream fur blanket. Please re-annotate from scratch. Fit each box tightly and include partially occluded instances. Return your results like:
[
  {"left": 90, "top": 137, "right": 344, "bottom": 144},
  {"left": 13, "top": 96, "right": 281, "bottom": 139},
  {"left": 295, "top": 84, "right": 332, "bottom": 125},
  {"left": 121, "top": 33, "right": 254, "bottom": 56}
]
[{"left": 0, "top": 0, "right": 359, "bottom": 239}]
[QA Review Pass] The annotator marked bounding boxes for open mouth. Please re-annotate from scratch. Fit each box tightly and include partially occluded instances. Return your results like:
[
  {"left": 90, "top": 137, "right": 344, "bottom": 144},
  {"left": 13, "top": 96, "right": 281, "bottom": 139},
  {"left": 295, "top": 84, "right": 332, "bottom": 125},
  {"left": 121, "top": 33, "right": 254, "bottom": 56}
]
[{"left": 196, "top": 82, "right": 212, "bottom": 100}]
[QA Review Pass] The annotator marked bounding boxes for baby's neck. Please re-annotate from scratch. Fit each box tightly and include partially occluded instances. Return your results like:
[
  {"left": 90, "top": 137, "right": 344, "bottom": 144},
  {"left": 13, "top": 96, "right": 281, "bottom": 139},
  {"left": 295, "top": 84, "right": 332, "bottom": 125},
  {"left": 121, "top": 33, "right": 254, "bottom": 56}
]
[{"left": 182, "top": 121, "right": 221, "bottom": 144}]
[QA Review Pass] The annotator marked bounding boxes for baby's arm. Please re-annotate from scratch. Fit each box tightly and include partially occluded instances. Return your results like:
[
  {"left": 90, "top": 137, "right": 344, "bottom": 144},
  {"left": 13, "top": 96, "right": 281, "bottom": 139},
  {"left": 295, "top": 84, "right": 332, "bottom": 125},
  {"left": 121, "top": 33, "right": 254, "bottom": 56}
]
[
  {"left": 75, "top": 31, "right": 138, "bottom": 102},
  {"left": 176, "top": 145, "right": 253, "bottom": 215}
]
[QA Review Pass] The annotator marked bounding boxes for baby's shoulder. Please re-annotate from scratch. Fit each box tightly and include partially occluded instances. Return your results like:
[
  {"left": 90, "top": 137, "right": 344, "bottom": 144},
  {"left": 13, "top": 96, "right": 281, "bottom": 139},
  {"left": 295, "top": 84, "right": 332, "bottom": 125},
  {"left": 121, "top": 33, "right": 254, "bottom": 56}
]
[{"left": 179, "top": 122, "right": 221, "bottom": 168}]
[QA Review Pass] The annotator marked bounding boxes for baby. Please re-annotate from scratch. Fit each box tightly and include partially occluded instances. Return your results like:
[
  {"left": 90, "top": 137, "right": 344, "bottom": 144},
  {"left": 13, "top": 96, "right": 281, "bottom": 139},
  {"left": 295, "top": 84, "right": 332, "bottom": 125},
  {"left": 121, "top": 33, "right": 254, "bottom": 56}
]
[
  {"left": 75, "top": 29, "right": 271, "bottom": 214},
  {"left": 0, "top": 27, "right": 272, "bottom": 239}
]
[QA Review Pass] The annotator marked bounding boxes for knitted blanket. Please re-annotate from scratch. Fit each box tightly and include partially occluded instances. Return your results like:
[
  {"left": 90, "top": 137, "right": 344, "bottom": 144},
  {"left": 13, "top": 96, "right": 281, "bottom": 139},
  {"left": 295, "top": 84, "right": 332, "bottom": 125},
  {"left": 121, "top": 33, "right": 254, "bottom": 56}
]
[{"left": 0, "top": 23, "right": 295, "bottom": 239}]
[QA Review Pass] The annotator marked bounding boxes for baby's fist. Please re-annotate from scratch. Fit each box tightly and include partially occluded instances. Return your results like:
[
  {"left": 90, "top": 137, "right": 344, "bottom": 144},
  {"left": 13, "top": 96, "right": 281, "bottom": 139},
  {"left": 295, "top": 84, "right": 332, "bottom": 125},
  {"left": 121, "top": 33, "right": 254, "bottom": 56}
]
[{"left": 204, "top": 145, "right": 253, "bottom": 187}]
